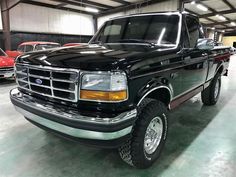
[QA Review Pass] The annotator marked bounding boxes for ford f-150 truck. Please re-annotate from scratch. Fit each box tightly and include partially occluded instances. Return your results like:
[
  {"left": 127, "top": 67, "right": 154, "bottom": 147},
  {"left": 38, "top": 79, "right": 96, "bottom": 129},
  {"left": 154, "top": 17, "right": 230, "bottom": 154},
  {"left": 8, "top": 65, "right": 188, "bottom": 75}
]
[{"left": 10, "top": 12, "right": 230, "bottom": 169}]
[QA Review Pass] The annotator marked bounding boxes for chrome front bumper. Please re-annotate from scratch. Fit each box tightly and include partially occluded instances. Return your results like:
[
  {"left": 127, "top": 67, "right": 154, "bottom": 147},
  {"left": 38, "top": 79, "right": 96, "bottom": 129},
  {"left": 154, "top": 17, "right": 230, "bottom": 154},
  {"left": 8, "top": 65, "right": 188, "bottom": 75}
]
[{"left": 10, "top": 88, "right": 137, "bottom": 141}]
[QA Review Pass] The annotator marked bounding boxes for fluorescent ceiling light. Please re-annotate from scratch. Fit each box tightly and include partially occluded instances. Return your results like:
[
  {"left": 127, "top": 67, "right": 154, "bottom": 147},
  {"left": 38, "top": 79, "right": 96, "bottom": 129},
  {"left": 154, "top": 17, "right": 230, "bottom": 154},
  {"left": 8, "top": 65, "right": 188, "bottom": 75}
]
[
  {"left": 85, "top": 7, "right": 99, "bottom": 13},
  {"left": 231, "top": 22, "right": 236, "bottom": 26},
  {"left": 191, "top": 1, "right": 195, "bottom": 5},
  {"left": 222, "top": 30, "right": 225, "bottom": 33},
  {"left": 196, "top": 4, "right": 208, "bottom": 11},
  {"left": 211, "top": 27, "right": 215, "bottom": 30},
  {"left": 216, "top": 14, "right": 226, "bottom": 21}
]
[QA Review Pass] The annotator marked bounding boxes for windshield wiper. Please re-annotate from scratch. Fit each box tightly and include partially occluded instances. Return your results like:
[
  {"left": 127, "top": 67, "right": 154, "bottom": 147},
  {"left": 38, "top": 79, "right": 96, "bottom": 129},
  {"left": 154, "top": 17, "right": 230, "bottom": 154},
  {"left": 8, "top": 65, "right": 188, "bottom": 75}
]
[
  {"left": 117, "top": 39, "right": 156, "bottom": 47},
  {"left": 91, "top": 39, "right": 158, "bottom": 47}
]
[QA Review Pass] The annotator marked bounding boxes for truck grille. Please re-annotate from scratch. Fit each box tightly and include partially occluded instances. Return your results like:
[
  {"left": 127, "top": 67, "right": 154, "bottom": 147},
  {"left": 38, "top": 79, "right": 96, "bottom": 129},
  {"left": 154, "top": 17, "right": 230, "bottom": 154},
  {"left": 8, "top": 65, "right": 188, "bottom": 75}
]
[{"left": 15, "top": 64, "right": 80, "bottom": 102}]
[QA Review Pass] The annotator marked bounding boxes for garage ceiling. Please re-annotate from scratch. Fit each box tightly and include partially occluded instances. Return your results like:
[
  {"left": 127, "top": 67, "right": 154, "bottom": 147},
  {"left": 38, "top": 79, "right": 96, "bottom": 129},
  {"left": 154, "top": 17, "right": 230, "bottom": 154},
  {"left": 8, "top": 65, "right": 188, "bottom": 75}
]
[
  {"left": 183, "top": 0, "right": 236, "bottom": 33},
  {"left": 18, "top": 0, "right": 236, "bottom": 33},
  {"left": 20, "top": 0, "right": 144, "bottom": 15}
]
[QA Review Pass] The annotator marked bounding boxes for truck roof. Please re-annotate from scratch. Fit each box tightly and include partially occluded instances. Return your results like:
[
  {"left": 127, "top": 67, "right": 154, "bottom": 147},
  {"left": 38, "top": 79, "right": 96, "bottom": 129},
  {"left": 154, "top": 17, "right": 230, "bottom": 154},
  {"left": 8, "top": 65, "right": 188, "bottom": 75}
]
[{"left": 110, "top": 11, "right": 197, "bottom": 20}]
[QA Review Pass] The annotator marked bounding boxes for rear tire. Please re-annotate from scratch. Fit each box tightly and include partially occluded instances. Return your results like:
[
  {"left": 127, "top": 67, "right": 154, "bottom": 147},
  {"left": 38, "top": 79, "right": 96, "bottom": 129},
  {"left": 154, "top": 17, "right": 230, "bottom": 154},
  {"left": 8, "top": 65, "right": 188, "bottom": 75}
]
[
  {"left": 118, "top": 98, "right": 168, "bottom": 169},
  {"left": 201, "top": 73, "right": 221, "bottom": 105}
]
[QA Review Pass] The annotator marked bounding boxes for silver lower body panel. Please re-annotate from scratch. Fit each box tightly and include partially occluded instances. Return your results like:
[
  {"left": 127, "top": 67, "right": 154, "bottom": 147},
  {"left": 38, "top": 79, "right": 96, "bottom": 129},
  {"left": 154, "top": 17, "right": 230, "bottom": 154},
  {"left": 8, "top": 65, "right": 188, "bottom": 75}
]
[
  {"left": 15, "top": 106, "right": 133, "bottom": 140},
  {"left": 10, "top": 88, "right": 137, "bottom": 141}
]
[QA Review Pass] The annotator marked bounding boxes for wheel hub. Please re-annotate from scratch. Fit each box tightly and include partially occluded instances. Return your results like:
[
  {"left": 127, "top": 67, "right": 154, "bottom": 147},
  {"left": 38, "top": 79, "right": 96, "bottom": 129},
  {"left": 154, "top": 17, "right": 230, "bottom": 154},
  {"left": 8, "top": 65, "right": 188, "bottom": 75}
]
[{"left": 144, "top": 116, "right": 163, "bottom": 155}]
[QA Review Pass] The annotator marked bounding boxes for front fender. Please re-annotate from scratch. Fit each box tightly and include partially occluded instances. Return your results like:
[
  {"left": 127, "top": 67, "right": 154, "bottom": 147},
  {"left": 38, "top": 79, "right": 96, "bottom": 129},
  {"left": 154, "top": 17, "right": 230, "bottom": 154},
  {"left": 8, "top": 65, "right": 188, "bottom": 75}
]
[{"left": 134, "top": 77, "right": 173, "bottom": 106}]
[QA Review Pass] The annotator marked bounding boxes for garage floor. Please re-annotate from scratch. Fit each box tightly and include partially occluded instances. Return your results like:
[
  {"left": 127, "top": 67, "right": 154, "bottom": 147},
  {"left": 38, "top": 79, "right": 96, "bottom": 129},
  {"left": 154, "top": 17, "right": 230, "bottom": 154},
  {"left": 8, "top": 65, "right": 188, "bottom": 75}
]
[{"left": 1, "top": 56, "right": 236, "bottom": 177}]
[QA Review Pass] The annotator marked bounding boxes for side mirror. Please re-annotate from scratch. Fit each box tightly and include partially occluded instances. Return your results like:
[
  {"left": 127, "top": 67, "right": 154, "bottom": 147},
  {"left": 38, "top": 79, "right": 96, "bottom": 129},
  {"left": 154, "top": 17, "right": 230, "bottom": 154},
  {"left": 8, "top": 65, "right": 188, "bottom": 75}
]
[{"left": 196, "top": 38, "right": 214, "bottom": 50}]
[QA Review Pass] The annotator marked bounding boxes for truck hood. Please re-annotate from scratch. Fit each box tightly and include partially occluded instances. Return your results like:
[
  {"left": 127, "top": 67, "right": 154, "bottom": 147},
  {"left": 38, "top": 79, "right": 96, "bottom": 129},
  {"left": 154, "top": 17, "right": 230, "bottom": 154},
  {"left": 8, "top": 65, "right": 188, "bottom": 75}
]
[
  {"left": 5, "top": 50, "right": 22, "bottom": 58},
  {"left": 16, "top": 44, "right": 178, "bottom": 71},
  {"left": 0, "top": 56, "right": 14, "bottom": 68}
]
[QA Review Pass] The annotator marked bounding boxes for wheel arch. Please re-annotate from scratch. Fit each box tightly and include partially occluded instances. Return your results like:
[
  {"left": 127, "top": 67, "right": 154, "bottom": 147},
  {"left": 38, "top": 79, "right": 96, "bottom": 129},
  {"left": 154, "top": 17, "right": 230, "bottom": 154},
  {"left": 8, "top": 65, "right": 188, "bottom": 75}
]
[
  {"left": 137, "top": 86, "right": 172, "bottom": 107},
  {"left": 215, "top": 63, "right": 224, "bottom": 75}
]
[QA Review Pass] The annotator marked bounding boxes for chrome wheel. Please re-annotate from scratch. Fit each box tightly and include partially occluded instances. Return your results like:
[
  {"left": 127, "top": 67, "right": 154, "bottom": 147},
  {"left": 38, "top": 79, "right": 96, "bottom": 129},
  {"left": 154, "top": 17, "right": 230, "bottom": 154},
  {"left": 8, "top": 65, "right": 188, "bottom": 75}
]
[
  {"left": 214, "top": 78, "right": 220, "bottom": 99},
  {"left": 144, "top": 116, "right": 163, "bottom": 155}
]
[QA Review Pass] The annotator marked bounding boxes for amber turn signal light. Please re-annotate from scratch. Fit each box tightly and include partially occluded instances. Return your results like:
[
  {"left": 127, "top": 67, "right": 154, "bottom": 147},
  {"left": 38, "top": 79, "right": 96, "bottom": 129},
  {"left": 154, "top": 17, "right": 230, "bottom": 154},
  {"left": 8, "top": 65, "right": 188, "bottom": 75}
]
[{"left": 80, "top": 90, "right": 127, "bottom": 102}]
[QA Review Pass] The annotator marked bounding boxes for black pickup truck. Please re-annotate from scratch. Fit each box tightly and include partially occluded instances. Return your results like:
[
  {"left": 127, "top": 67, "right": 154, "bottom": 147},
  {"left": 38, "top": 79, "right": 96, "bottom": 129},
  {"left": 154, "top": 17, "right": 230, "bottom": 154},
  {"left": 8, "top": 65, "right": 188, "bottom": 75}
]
[{"left": 10, "top": 12, "right": 230, "bottom": 168}]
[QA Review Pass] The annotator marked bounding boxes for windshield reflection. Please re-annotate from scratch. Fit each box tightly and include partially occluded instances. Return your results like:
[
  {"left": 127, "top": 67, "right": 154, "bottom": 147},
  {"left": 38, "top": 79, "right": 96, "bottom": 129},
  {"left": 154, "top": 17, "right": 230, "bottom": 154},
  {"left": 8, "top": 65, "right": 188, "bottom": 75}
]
[{"left": 91, "top": 14, "right": 180, "bottom": 47}]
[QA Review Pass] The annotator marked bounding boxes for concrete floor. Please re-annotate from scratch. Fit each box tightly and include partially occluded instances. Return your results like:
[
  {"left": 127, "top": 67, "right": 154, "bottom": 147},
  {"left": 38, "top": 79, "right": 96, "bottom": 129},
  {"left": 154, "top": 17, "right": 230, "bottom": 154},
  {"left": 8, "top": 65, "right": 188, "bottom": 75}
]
[{"left": 1, "top": 56, "right": 236, "bottom": 177}]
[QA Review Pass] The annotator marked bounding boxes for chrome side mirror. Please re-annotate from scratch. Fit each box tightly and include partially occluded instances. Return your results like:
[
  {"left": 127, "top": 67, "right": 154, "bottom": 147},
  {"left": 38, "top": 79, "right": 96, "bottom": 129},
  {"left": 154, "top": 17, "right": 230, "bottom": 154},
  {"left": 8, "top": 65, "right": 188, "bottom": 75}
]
[{"left": 196, "top": 38, "right": 214, "bottom": 50}]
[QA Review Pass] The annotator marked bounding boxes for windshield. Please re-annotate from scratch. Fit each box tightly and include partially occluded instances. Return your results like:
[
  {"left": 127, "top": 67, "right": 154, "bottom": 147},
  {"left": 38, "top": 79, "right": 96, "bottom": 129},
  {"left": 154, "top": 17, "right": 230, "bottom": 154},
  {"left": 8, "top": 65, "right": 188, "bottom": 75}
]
[
  {"left": 35, "top": 44, "right": 60, "bottom": 51},
  {"left": 91, "top": 14, "right": 180, "bottom": 46}
]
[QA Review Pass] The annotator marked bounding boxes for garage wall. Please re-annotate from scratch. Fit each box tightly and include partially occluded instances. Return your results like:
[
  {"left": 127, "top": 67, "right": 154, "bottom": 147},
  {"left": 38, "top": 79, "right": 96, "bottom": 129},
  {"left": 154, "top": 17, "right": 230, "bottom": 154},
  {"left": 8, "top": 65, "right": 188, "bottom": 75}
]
[
  {"left": 223, "top": 36, "right": 236, "bottom": 47},
  {"left": 9, "top": 3, "right": 94, "bottom": 35},
  {"left": 0, "top": 31, "right": 92, "bottom": 50},
  {"left": 97, "top": 0, "right": 179, "bottom": 28},
  {"left": 207, "top": 30, "right": 215, "bottom": 40},
  {"left": 0, "top": 3, "right": 94, "bottom": 49}
]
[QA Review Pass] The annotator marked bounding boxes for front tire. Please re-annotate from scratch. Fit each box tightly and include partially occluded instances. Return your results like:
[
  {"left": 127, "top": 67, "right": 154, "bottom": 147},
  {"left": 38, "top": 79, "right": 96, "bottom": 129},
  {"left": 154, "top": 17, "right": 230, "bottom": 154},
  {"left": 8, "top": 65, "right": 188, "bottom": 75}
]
[
  {"left": 119, "top": 99, "right": 168, "bottom": 169},
  {"left": 201, "top": 73, "right": 221, "bottom": 105}
]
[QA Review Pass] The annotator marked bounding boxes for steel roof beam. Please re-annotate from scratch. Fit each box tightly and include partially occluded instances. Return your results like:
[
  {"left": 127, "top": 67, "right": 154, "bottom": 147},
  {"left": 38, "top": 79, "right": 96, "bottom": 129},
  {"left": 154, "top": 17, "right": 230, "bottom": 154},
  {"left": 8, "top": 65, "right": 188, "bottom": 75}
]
[
  {"left": 21, "top": 0, "right": 95, "bottom": 15},
  {"left": 96, "top": 0, "right": 169, "bottom": 17},
  {"left": 110, "top": 0, "right": 131, "bottom": 5},
  {"left": 50, "top": 0, "right": 105, "bottom": 11}
]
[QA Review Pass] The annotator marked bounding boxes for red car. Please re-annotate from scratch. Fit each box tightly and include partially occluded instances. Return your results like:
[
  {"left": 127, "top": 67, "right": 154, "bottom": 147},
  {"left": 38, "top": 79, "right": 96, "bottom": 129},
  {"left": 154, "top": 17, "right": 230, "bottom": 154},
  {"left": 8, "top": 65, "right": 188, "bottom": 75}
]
[
  {"left": 6, "top": 41, "right": 61, "bottom": 58},
  {"left": 0, "top": 48, "right": 15, "bottom": 79}
]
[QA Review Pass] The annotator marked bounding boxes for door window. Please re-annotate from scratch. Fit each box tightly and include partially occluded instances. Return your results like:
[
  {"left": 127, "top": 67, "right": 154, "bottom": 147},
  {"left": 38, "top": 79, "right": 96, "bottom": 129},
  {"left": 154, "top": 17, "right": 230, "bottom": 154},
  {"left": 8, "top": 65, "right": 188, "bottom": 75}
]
[
  {"left": 24, "top": 45, "right": 34, "bottom": 52},
  {"left": 17, "top": 45, "right": 25, "bottom": 52},
  {"left": 186, "top": 16, "right": 202, "bottom": 48}
]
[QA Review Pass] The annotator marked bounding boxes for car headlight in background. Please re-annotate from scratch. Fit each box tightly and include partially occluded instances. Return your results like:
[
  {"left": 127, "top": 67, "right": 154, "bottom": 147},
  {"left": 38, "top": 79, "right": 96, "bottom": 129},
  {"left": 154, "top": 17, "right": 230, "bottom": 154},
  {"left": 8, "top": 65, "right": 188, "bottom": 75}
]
[{"left": 80, "top": 72, "right": 128, "bottom": 102}]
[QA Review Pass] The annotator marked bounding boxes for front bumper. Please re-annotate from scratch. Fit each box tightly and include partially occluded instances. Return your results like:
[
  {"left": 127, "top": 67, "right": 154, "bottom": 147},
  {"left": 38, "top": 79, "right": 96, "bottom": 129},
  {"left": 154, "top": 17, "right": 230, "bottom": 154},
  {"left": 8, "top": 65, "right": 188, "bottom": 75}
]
[
  {"left": 0, "top": 67, "right": 14, "bottom": 78},
  {"left": 10, "top": 88, "right": 137, "bottom": 148}
]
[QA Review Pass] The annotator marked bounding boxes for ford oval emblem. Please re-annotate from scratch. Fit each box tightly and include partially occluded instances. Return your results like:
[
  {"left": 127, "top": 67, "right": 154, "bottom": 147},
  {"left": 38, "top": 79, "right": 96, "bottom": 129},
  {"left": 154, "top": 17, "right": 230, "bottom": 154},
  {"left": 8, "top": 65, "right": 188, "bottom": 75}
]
[{"left": 35, "top": 79, "right": 43, "bottom": 85}]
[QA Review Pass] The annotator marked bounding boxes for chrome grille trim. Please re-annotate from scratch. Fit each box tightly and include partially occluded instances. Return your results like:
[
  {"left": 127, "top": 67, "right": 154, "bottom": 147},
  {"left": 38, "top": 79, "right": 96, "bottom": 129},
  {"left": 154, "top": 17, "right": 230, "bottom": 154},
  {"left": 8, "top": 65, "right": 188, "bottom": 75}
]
[
  {"left": 15, "top": 64, "right": 80, "bottom": 102},
  {"left": 28, "top": 74, "right": 50, "bottom": 79}
]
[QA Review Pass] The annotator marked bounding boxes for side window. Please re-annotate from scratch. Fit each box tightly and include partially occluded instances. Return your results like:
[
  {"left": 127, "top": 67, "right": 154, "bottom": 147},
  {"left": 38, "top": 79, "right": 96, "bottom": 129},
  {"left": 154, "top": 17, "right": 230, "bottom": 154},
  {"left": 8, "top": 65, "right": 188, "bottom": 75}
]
[
  {"left": 104, "top": 25, "right": 121, "bottom": 36},
  {"left": 24, "top": 45, "right": 34, "bottom": 52},
  {"left": 186, "top": 16, "right": 201, "bottom": 48},
  {"left": 182, "top": 22, "right": 190, "bottom": 48},
  {"left": 17, "top": 45, "right": 25, "bottom": 52}
]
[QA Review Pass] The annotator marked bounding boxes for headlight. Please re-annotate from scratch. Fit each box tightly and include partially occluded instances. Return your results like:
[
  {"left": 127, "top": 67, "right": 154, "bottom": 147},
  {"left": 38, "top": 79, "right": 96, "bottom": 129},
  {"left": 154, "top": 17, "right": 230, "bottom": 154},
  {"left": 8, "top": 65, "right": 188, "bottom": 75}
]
[{"left": 80, "top": 72, "right": 128, "bottom": 102}]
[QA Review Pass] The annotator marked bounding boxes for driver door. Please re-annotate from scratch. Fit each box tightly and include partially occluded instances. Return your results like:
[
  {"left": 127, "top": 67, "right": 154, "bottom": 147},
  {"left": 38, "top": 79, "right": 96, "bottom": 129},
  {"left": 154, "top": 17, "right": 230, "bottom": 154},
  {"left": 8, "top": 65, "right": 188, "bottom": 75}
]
[{"left": 181, "top": 15, "right": 208, "bottom": 93}]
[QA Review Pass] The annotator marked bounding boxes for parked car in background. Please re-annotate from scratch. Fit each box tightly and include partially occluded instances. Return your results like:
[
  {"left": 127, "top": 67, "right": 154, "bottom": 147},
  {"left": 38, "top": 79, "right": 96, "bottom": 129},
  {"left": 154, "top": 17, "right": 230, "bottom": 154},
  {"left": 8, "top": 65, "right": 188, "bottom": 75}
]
[
  {"left": 63, "top": 43, "right": 87, "bottom": 47},
  {"left": 0, "top": 48, "right": 15, "bottom": 79},
  {"left": 230, "top": 46, "right": 236, "bottom": 55},
  {"left": 6, "top": 41, "right": 61, "bottom": 58}
]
